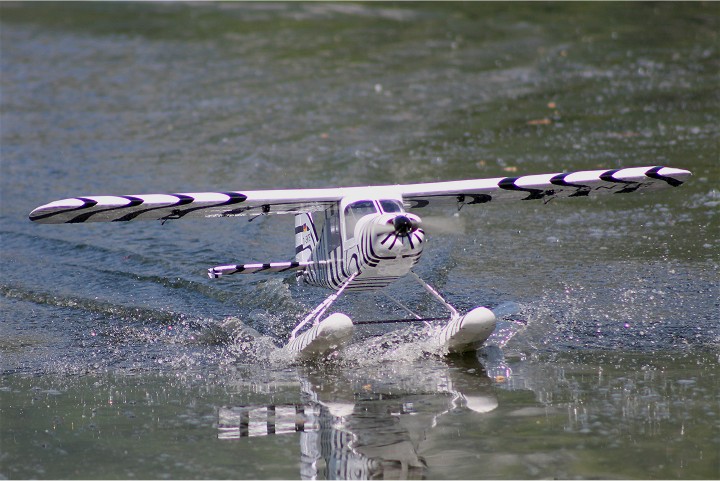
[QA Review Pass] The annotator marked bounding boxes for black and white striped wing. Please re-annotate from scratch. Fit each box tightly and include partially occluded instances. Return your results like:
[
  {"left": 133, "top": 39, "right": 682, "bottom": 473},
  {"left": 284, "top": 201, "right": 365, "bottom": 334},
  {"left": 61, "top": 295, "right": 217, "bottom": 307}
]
[
  {"left": 29, "top": 190, "right": 340, "bottom": 224},
  {"left": 399, "top": 166, "right": 691, "bottom": 210},
  {"left": 29, "top": 166, "right": 691, "bottom": 224}
]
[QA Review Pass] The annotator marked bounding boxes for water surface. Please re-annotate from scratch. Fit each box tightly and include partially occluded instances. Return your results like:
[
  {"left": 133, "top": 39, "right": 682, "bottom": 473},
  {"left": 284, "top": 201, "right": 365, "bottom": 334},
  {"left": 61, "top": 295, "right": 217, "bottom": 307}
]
[{"left": 1, "top": 2, "right": 718, "bottom": 479}]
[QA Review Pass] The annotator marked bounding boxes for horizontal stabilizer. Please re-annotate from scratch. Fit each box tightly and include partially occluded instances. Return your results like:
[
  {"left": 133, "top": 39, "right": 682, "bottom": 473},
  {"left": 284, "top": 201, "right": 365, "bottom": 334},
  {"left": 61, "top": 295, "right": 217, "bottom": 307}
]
[{"left": 208, "top": 260, "right": 324, "bottom": 278}]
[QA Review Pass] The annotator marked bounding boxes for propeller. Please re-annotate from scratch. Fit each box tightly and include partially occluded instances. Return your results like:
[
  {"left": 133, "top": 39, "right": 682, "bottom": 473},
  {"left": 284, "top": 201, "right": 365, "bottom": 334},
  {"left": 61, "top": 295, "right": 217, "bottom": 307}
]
[
  {"left": 393, "top": 215, "right": 415, "bottom": 236},
  {"left": 372, "top": 214, "right": 422, "bottom": 236},
  {"left": 417, "top": 214, "right": 466, "bottom": 235}
]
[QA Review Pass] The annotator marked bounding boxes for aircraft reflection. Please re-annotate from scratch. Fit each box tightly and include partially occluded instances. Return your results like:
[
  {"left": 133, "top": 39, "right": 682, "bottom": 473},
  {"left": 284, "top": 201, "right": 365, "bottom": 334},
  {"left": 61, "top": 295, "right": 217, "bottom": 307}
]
[{"left": 218, "top": 358, "right": 498, "bottom": 479}]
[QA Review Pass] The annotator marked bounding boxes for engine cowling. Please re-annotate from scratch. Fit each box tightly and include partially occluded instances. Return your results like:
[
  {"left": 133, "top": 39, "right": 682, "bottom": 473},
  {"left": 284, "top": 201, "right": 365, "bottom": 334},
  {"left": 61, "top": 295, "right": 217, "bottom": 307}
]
[{"left": 361, "top": 212, "right": 425, "bottom": 259}]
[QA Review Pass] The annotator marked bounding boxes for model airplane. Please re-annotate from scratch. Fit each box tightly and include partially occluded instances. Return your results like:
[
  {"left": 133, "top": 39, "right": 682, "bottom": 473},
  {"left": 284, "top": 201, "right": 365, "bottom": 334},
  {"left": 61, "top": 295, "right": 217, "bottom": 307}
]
[{"left": 29, "top": 166, "right": 691, "bottom": 359}]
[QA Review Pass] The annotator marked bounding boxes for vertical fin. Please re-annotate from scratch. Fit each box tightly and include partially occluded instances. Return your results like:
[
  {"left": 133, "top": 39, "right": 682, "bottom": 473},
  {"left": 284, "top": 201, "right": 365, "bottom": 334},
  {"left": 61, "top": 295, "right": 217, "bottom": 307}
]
[{"left": 295, "top": 212, "right": 318, "bottom": 262}]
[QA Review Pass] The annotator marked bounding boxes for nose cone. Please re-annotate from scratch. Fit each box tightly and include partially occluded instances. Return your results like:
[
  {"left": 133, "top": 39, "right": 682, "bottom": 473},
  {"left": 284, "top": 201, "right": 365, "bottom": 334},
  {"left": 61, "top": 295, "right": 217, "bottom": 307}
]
[
  {"left": 393, "top": 215, "right": 414, "bottom": 236},
  {"left": 366, "top": 213, "right": 424, "bottom": 270}
]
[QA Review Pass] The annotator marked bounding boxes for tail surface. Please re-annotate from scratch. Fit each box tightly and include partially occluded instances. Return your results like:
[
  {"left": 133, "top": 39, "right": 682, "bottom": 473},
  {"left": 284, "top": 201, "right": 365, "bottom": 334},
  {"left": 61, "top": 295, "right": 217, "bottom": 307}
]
[{"left": 295, "top": 212, "right": 318, "bottom": 262}]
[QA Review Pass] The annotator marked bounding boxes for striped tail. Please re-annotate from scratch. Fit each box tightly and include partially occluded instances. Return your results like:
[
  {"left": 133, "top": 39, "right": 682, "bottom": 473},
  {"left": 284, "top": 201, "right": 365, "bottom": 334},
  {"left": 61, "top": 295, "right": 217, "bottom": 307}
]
[{"left": 295, "top": 212, "right": 318, "bottom": 263}]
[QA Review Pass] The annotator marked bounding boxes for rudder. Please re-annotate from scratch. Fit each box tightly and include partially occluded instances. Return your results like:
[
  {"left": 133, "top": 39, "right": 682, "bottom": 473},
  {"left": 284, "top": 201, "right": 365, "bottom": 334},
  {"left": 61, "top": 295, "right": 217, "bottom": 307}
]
[{"left": 295, "top": 212, "right": 318, "bottom": 262}]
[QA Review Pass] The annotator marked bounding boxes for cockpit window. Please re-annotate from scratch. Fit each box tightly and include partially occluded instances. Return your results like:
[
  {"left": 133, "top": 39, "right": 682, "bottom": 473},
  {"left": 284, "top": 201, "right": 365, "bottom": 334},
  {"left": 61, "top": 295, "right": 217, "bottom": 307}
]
[
  {"left": 379, "top": 199, "right": 404, "bottom": 213},
  {"left": 344, "top": 201, "right": 378, "bottom": 239},
  {"left": 347, "top": 200, "right": 377, "bottom": 217}
]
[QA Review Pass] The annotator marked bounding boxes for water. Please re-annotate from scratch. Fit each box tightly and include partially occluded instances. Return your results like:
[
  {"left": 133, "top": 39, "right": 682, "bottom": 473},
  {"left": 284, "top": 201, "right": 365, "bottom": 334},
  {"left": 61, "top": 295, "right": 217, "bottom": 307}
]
[{"left": 1, "top": 2, "right": 718, "bottom": 479}]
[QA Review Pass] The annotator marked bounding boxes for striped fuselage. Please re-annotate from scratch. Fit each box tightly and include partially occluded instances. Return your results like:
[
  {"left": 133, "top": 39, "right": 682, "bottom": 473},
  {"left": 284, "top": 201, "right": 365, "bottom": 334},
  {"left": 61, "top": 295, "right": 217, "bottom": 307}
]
[{"left": 298, "top": 201, "right": 424, "bottom": 292}]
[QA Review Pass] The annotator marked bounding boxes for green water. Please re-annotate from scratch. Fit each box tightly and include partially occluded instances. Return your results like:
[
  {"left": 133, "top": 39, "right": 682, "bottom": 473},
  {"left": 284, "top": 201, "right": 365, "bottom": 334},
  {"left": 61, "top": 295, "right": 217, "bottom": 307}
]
[
  {"left": 2, "top": 353, "right": 718, "bottom": 479},
  {"left": 1, "top": 2, "right": 718, "bottom": 479}
]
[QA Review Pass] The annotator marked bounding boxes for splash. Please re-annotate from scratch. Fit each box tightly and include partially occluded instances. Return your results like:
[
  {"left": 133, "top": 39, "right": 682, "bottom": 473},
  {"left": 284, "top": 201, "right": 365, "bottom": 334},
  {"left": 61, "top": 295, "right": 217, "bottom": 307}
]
[{"left": 340, "top": 325, "right": 440, "bottom": 367}]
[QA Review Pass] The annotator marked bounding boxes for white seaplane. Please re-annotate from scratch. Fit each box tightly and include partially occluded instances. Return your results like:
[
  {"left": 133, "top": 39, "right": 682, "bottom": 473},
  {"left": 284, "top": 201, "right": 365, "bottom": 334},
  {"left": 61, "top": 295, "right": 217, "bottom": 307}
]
[{"left": 29, "top": 165, "right": 691, "bottom": 359}]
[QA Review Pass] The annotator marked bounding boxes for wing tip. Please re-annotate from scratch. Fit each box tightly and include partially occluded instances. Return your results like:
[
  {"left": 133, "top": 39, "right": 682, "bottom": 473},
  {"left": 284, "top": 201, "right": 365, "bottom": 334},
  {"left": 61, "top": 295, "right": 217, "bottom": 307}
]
[
  {"left": 657, "top": 165, "right": 692, "bottom": 177},
  {"left": 648, "top": 165, "right": 692, "bottom": 187},
  {"left": 28, "top": 206, "right": 64, "bottom": 224}
]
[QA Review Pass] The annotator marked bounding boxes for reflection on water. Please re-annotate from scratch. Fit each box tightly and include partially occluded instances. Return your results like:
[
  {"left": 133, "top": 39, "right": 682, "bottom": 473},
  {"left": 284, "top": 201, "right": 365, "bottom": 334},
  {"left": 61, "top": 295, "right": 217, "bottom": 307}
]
[
  {"left": 218, "top": 361, "right": 497, "bottom": 479},
  {"left": 1, "top": 350, "right": 718, "bottom": 479}
]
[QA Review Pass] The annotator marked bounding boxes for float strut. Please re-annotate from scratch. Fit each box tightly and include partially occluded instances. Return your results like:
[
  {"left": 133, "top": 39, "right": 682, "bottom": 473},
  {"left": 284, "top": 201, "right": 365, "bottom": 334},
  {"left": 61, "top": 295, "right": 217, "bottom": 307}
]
[
  {"left": 410, "top": 272, "right": 459, "bottom": 319},
  {"left": 290, "top": 272, "right": 357, "bottom": 340}
]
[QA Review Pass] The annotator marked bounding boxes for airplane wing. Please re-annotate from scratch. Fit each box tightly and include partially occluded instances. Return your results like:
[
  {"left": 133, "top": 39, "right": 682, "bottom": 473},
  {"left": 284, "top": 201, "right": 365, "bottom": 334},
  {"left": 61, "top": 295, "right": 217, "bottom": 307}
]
[
  {"left": 29, "top": 166, "right": 690, "bottom": 224},
  {"left": 28, "top": 189, "right": 343, "bottom": 224},
  {"left": 398, "top": 166, "right": 691, "bottom": 210}
]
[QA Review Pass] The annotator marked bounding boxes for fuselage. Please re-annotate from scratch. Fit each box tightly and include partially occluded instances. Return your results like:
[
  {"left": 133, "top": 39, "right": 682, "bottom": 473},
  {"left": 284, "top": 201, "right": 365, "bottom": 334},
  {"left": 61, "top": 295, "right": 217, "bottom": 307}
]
[{"left": 299, "top": 197, "right": 424, "bottom": 291}]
